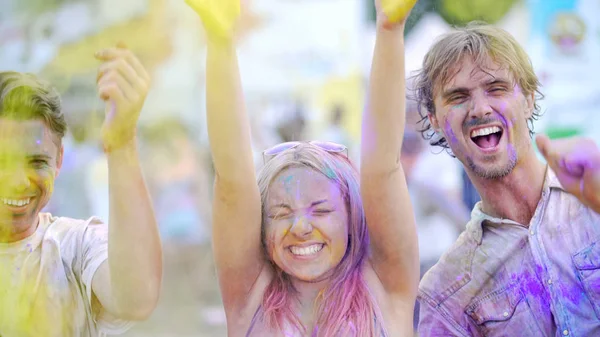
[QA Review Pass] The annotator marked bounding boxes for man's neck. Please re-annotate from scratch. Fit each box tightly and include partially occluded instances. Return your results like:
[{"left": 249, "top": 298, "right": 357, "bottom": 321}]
[
  {"left": 0, "top": 216, "right": 39, "bottom": 243},
  {"left": 468, "top": 151, "right": 547, "bottom": 226}
]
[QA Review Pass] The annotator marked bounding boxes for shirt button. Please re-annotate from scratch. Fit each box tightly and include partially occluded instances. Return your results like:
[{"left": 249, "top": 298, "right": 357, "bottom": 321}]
[
  {"left": 548, "top": 279, "right": 553, "bottom": 285},
  {"left": 503, "top": 311, "right": 509, "bottom": 317},
  {"left": 530, "top": 230, "right": 534, "bottom": 235},
  {"left": 563, "top": 330, "right": 569, "bottom": 336}
]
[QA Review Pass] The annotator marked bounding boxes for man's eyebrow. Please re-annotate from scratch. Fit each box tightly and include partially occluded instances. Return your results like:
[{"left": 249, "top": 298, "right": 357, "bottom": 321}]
[
  {"left": 441, "top": 87, "right": 470, "bottom": 100},
  {"left": 441, "top": 78, "right": 513, "bottom": 99},
  {"left": 485, "top": 78, "right": 512, "bottom": 86}
]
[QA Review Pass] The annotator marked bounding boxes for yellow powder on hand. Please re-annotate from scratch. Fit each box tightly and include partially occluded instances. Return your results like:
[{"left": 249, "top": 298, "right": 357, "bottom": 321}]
[
  {"left": 381, "top": 0, "right": 417, "bottom": 25},
  {"left": 185, "top": 0, "right": 241, "bottom": 40}
]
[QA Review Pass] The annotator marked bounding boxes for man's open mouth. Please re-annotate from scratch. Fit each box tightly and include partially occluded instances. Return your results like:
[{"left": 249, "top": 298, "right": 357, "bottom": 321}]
[{"left": 470, "top": 126, "right": 503, "bottom": 149}]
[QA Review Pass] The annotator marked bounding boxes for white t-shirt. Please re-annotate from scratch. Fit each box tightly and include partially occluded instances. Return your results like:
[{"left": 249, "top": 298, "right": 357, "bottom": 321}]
[{"left": 0, "top": 213, "right": 133, "bottom": 336}]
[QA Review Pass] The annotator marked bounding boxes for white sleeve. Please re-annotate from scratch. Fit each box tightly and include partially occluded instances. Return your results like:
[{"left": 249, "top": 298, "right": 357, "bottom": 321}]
[{"left": 79, "top": 217, "right": 135, "bottom": 335}]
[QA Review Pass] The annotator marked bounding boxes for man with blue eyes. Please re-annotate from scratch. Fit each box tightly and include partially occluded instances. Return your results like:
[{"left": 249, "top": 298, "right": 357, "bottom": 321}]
[
  {"left": 0, "top": 43, "right": 162, "bottom": 336},
  {"left": 413, "top": 23, "right": 600, "bottom": 336}
]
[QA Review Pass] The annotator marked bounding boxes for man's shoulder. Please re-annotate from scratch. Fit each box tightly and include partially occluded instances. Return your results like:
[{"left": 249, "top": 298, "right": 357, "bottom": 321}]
[
  {"left": 418, "top": 230, "right": 476, "bottom": 307},
  {"left": 42, "top": 213, "right": 106, "bottom": 241}
]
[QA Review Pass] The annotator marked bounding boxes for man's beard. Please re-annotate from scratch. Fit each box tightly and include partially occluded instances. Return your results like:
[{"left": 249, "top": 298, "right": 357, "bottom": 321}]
[{"left": 466, "top": 146, "right": 518, "bottom": 179}]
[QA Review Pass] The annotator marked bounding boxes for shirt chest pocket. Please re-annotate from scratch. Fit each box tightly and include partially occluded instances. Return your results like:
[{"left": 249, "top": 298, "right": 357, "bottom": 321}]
[
  {"left": 466, "top": 287, "right": 544, "bottom": 337},
  {"left": 573, "top": 240, "right": 600, "bottom": 320}
]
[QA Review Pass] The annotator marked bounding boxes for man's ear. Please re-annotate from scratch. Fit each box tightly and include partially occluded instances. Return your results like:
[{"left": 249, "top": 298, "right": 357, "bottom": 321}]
[
  {"left": 524, "top": 92, "right": 535, "bottom": 119},
  {"left": 428, "top": 112, "right": 441, "bottom": 133},
  {"left": 55, "top": 144, "right": 64, "bottom": 178}
]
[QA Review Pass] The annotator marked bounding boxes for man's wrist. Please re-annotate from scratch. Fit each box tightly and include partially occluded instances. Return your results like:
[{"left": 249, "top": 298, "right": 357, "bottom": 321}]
[{"left": 104, "top": 137, "right": 138, "bottom": 161}]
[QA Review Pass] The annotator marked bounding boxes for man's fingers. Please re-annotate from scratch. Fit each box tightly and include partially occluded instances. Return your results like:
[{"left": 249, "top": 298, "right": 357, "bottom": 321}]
[
  {"left": 124, "top": 52, "right": 151, "bottom": 84},
  {"left": 97, "top": 71, "right": 131, "bottom": 102},
  {"left": 95, "top": 47, "right": 150, "bottom": 84},
  {"left": 95, "top": 47, "right": 125, "bottom": 61},
  {"left": 562, "top": 149, "right": 589, "bottom": 177},
  {"left": 535, "top": 134, "right": 565, "bottom": 173},
  {"left": 535, "top": 134, "right": 551, "bottom": 159},
  {"left": 98, "top": 70, "right": 137, "bottom": 102},
  {"left": 98, "top": 82, "right": 125, "bottom": 103},
  {"left": 97, "top": 59, "right": 145, "bottom": 91}
]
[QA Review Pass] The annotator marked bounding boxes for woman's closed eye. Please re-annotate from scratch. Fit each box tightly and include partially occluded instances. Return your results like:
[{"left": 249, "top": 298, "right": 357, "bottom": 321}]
[
  {"left": 268, "top": 209, "right": 292, "bottom": 220},
  {"left": 312, "top": 209, "right": 333, "bottom": 216}
]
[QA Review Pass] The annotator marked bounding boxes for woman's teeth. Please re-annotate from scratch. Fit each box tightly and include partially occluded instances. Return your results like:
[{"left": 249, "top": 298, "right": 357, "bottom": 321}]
[
  {"left": 2, "top": 198, "right": 31, "bottom": 207},
  {"left": 290, "top": 244, "right": 324, "bottom": 256}
]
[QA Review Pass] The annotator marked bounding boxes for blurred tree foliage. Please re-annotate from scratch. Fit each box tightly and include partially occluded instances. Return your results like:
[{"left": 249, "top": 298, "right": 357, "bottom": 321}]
[
  {"left": 436, "top": 0, "right": 518, "bottom": 26},
  {"left": 12, "top": 0, "right": 77, "bottom": 15},
  {"left": 367, "top": 0, "right": 518, "bottom": 32}
]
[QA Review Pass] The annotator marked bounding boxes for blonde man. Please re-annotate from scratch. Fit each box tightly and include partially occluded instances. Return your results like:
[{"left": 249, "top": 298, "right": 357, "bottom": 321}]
[{"left": 414, "top": 23, "right": 600, "bottom": 336}]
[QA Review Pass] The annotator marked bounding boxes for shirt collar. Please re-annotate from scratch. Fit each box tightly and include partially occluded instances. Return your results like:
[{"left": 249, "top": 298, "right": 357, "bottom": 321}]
[{"left": 466, "top": 166, "right": 563, "bottom": 245}]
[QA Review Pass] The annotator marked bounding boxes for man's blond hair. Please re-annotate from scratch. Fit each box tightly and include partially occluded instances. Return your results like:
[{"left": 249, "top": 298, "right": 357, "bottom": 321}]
[{"left": 411, "top": 22, "right": 544, "bottom": 151}]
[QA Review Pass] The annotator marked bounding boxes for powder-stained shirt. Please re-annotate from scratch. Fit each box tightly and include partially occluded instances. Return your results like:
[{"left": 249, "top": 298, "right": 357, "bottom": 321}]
[
  {"left": 0, "top": 213, "right": 133, "bottom": 336},
  {"left": 418, "top": 168, "right": 600, "bottom": 337}
]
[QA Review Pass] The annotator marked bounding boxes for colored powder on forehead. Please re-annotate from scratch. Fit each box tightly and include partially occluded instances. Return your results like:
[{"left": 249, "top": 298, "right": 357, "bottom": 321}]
[
  {"left": 281, "top": 175, "right": 294, "bottom": 194},
  {"left": 283, "top": 175, "right": 293, "bottom": 184}
]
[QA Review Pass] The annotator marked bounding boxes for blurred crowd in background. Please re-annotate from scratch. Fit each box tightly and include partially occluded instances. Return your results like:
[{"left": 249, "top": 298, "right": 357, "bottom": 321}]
[{"left": 2, "top": 0, "right": 600, "bottom": 335}]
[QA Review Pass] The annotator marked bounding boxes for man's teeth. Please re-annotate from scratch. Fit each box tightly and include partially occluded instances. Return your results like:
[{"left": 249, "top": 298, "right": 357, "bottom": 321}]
[
  {"left": 290, "top": 244, "right": 324, "bottom": 256},
  {"left": 2, "top": 198, "right": 31, "bottom": 207},
  {"left": 471, "top": 126, "right": 501, "bottom": 138}
]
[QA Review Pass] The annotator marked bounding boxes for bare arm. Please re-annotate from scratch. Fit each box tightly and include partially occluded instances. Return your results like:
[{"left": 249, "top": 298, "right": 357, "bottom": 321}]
[
  {"left": 361, "top": 4, "right": 419, "bottom": 299},
  {"left": 91, "top": 46, "right": 162, "bottom": 320},
  {"left": 202, "top": 29, "right": 264, "bottom": 310},
  {"left": 92, "top": 143, "right": 162, "bottom": 320}
]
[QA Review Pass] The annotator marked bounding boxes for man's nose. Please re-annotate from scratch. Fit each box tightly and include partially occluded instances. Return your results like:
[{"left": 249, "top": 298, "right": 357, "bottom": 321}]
[
  {"left": 468, "top": 92, "right": 493, "bottom": 120},
  {"left": 0, "top": 166, "right": 31, "bottom": 195}
]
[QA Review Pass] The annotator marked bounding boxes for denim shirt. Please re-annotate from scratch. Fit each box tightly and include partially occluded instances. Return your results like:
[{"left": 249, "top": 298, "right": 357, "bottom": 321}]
[{"left": 417, "top": 168, "right": 600, "bottom": 337}]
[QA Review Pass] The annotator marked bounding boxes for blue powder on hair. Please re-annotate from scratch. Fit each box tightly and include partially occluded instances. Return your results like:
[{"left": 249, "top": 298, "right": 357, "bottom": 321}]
[{"left": 323, "top": 167, "right": 337, "bottom": 180}]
